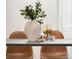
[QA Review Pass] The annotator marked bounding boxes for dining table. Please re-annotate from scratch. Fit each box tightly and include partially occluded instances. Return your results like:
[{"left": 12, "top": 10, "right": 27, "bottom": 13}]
[{"left": 6, "top": 38, "right": 72, "bottom": 46}]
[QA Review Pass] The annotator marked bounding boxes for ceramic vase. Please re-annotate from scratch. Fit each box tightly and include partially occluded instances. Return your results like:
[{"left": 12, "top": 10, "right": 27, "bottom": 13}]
[{"left": 25, "top": 20, "right": 41, "bottom": 41}]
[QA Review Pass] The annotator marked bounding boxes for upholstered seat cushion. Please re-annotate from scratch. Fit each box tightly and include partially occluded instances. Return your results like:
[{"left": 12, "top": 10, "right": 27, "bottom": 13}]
[
  {"left": 51, "top": 30, "right": 64, "bottom": 39},
  {"left": 9, "top": 31, "right": 27, "bottom": 39},
  {"left": 7, "top": 46, "right": 33, "bottom": 57},
  {"left": 41, "top": 46, "right": 67, "bottom": 59},
  {"left": 41, "top": 51, "right": 67, "bottom": 59}
]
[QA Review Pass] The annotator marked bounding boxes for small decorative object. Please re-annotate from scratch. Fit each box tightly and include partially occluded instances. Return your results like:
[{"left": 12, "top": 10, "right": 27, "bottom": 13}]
[
  {"left": 20, "top": 1, "right": 47, "bottom": 41},
  {"left": 43, "top": 24, "right": 52, "bottom": 40},
  {"left": 47, "top": 36, "right": 53, "bottom": 41}
]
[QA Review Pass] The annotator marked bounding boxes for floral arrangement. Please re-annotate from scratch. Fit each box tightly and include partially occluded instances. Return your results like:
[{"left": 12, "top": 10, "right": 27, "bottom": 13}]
[{"left": 20, "top": 1, "right": 47, "bottom": 24}]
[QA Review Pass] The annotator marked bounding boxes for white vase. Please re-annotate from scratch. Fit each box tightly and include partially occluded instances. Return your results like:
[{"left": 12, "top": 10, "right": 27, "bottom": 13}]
[{"left": 25, "top": 20, "right": 41, "bottom": 41}]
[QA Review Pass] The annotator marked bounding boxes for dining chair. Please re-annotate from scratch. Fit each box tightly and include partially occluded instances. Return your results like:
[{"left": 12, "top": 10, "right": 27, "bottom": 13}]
[
  {"left": 6, "top": 31, "right": 33, "bottom": 59},
  {"left": 40, "top": 30, "right": 68, "bottom": 59}
]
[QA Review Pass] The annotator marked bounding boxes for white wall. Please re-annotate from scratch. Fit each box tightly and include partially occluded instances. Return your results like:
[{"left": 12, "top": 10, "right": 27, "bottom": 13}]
[
  {"left": 57, "top": 0, "right": 72, "bottom": 39},
  {"left": 6, "top": 0, "right": 57, "bottom": 38}
]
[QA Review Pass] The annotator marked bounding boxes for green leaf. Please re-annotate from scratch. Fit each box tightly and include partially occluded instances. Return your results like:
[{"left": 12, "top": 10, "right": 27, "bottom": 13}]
[
  {"left": 20, "top": 1, "right": 47, "bottom": 23},
  {"left": 20, "top": 13, "right": 25, "bottom": 15},
  {"left": 20, "top": 10, "right": 25, "bottom": 12},
  {"left": 42, "top": 11, "right": 45, "bottom": 14},
  {"left": 36, "top": 20, "right": 43, "bottom": 24}
]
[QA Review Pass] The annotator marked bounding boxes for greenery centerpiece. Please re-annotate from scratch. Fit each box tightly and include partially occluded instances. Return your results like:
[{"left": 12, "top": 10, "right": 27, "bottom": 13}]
[
  {"left": 20, "top": 1, "right": 47, "bottom": 24},
  {"left": 20, "top": 1, "right": 47, "bottom": 41}
]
